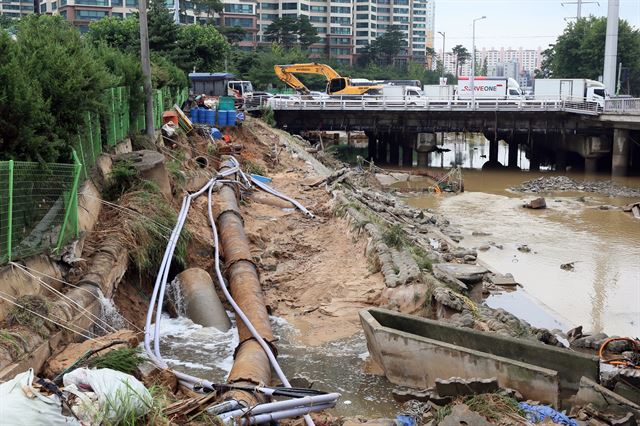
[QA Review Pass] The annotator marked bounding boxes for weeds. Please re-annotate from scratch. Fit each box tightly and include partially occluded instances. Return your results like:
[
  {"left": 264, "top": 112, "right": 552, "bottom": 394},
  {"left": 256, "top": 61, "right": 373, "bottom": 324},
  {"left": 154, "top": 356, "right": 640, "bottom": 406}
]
[
  {"left": 166, "top": 159, "right": 186, "bottom": 187},
  {"left": 435, "top": 404, "right": 452, "bottom": 422},
  {"left": 408, "top": 244, "right": 433, "bottom": 271},
  {"left": 0, "top": 330, "right": 22, "bottom": 357},
  {"left": 7, "top": 295, "right": 51, "bottom": 337},
  {"left": 119, "top": 180, "right": 190, "bottom": 276},
  {"left": 89, "top": 348, "right": 145, "bottom": 375},
  {"left": 241, "top": 159, "right": 266, "bottom": 176},
  {"left": 106, "top": 159, "right": 139, "bottom": 200},
  {"left": 382, "top": 224, "right": 405, "bottom": 248},
  {"left": 260, "top": 104, "right": 275, "bottom": 126},
  {"left": 465, "top": 393, "right": 525, "bottom": 422}
]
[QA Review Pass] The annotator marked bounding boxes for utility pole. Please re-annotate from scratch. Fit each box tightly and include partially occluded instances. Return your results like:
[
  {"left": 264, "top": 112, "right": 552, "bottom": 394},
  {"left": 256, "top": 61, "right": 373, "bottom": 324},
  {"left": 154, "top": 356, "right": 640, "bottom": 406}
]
[
  {"left": 471, "top": 16, "right": 486, "bottom": 109},
  {"left": 438, "top": 31, "right": 445, "bottom": 79},
  {"left": 603, "top": 0, "right": 619, "bottom": 95},
  {"left": 561, "top": 0, "right": 599, "bottom": 20},
  {"left": 139, "top": 0, "right": 155, "bottom": 138}
]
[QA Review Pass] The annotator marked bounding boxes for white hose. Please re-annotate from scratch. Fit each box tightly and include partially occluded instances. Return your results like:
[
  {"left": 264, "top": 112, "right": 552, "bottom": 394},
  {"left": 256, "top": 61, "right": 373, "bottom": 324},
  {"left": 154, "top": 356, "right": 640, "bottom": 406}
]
[{"left": 142, "top": 158, "right": 337, "bottom": 424}]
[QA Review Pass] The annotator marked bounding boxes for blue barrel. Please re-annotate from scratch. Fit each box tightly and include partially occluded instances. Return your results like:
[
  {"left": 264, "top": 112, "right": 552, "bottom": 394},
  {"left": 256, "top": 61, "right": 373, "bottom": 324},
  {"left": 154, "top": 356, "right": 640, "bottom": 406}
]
[
  {"left": 196, "top": 108, "right": 204, "bottom": 124},
  {"left": 190, "top": 108, "right": 198, "bottom": 124},
  {"left": 217, "top": 110, "right": 228, "bottom": 127},
  {"left": 205, "top": 109, "right": 215, "bottom": 126},
  {"left": 227, "top": 110, "right": 237, "bottom": 126}
]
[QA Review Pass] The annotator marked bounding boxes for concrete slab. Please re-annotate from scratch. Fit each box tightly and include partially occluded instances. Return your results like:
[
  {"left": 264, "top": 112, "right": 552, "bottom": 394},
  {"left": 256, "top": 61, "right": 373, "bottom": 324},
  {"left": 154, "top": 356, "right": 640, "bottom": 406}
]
[{"left": 433, "top": 263, "right": 489, "bottom": 284}]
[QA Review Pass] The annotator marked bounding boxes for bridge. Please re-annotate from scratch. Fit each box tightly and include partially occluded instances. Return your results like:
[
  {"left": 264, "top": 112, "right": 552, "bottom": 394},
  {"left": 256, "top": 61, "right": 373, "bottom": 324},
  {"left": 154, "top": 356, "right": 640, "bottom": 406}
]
[{"left": 270, "top": 97, "right": 640, "bottom": 176}]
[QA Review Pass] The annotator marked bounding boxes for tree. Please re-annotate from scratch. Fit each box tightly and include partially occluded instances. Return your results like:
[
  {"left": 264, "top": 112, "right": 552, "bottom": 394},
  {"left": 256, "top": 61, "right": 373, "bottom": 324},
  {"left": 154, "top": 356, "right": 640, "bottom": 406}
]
[
  {"left": 481, "top": 57, "right": 488, "bottom": 76},
  {"left": 376, "top": 25, "right": 406, "bottom": 65},
  {"left": 193, "top": 0, "right": 223, "bottom": 22},
  {"left": 264, "top": 16, "right": 298, "bottom": 49},
  {"left": 296, "top": 15, "right": 319, "bottom": 50},
  {"left": 451, "top": 44, "right": 470, "bottom": 77},
  {"left": 87, "top": 16, "right": 140, "bottom": 54},
  {"left": 170, "top": 24, "right": 230, "bottom": 72},
  {"left": 219, "top": 26, "right": 246, "bottom": 45},
  {"left": 147, "top": 0, "right": 178, "bottom": 53},
  {"left": 540, "top": 17, "right": 640, "bottom": 95}
]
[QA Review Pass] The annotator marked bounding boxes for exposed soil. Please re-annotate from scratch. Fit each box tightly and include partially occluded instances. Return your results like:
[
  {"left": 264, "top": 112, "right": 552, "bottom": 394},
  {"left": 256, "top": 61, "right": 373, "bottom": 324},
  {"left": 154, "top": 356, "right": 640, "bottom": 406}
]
[{"left": 233, "top": 120, "right": 385, "bottom": 346}]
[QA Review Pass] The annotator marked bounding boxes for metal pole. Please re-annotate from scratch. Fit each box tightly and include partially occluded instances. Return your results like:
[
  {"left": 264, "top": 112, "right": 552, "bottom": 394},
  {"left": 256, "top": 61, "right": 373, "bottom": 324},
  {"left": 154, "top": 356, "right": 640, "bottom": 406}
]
[
  {"left": 438, "top": 31, "right": 445, "bottom": 78},
  {"left": 139, "top": 0, "right": 155, "bottom": 138},
  {"left": 7, "top": 160, "right": 13, "bottom": 262},
  {"left": 603, "top": 0, "right": 619, "bottom": 96},
  {"left": 471, "top": 16, "right": 486, "bottom": 109},
  {"left": 577, "top": 0, "right": 582, "bottom": 18}
]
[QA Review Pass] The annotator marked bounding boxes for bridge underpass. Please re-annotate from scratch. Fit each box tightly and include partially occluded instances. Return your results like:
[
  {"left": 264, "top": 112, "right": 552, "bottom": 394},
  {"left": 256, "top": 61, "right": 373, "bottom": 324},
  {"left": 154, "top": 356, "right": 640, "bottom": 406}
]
[{"left": 271, "top": 99, "right": 640, "bottom": 176}]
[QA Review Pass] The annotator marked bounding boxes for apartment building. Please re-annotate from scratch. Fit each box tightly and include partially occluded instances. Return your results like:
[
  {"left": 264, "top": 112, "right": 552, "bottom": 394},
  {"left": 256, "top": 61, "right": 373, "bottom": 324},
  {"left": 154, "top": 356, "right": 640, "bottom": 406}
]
[
  {"left": 35, "top": 0, "right": 434, "bottom": 65},
  {"left": 1, "top": 0, "right": 35, "bottom": 18},
  {"left": 438, "top": 46, "right": 542, "bottom": 78}
]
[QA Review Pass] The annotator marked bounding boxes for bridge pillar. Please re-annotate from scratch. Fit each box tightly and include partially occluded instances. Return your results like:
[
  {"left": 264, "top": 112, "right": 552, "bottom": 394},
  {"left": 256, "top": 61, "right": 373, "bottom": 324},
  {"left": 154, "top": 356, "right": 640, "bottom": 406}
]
[
  {"left": 366, "top": 131, "right": 376, "bottom": 161},
  {"left": 508, "top": 140, "right": 519, "bottom": 169},
  {"left": 585, "top": 157, "right": 599, "bottom": 174},
  {"left": 417, "top": 151, "right": 428, "bottom": 168},
  {"left": 555, "top": 150, "right": 567, "bottom": 172},
  {"left": 389, "top": 134, "right": 400, "bottom": 166},
  {"left": 376, "top": 134, "right": 388, "bottom": 164},
  {"left": 401, "top": 144, "right": 413, "bottom": 167},
  {"left": 529, "top": 134, "right": 541, "bottom": 171},
  {"left": 612, "top": 129, "right": 631, "bottom": 177}
]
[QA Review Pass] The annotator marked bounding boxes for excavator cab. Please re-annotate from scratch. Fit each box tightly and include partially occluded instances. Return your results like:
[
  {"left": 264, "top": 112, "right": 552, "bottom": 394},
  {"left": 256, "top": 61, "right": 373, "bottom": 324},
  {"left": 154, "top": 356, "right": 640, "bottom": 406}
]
[{"left": 328, "top": 78, "right": 347, "bottom": 95}]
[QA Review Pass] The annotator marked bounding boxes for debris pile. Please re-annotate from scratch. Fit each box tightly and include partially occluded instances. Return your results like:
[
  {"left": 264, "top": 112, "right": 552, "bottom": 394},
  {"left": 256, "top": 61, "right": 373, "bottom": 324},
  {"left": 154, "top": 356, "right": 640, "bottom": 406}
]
[{"left": 512, "top": 176, "right": 640, "bottom": 198}]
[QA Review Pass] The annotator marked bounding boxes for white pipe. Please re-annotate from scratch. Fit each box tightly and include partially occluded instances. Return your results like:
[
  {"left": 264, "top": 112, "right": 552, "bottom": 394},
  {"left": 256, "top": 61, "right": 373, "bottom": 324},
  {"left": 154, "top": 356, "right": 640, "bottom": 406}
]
[
  {"left": 229, "top": 403, "right": 337, "bottom": 425},
  {"left": 219, "top": 393, "right": 341, "bottom": 419}
]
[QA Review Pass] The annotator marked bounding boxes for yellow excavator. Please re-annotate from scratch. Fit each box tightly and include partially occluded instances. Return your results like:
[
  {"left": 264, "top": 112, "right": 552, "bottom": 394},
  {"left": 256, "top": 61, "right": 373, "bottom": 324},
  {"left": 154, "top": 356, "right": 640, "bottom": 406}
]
[{"left": 274, "top": 63, "right": 382, "bottom": 96}]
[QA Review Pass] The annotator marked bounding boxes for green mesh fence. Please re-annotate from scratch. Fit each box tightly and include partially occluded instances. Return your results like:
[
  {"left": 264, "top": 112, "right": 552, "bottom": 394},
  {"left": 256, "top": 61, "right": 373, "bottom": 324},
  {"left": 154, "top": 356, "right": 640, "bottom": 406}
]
[{"left": 0, "top": 155, "right": 81, "bottom": 264}]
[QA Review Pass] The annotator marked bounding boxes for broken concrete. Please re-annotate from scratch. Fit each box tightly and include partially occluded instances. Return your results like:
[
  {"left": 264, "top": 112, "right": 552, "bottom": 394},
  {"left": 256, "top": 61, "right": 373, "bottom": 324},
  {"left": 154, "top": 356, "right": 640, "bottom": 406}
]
[
  {"left": 114, "top": 150, "right": 172, "bottom": 199},
  {"left": 524, "top": 197, "right": 547, "bottom": 209},
  {"left": 435, "top": 377, "right": 500, "bottom": 397},
  {"left": 574, "top": 377, "right": 640, "bottom": 420},
  {"left": 433, "top": 263, "right": 488, "bottom": 284}
]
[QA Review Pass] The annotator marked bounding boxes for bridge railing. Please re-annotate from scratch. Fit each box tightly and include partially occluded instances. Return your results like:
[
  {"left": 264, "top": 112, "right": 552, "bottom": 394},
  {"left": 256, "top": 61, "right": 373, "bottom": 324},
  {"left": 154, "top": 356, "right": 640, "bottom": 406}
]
[
  {"left": 268, "top": 96, "right": 602, "bottom": 115},
  {"left": 604, "top": 98, "right": 640, "bottom": 114}
]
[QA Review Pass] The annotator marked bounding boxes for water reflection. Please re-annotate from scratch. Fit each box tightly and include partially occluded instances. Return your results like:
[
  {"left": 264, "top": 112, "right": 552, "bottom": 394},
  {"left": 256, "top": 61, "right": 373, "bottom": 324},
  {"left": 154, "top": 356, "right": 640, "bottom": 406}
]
[{"left": 428, "top": 133, "right": 530, "bottom": 170}]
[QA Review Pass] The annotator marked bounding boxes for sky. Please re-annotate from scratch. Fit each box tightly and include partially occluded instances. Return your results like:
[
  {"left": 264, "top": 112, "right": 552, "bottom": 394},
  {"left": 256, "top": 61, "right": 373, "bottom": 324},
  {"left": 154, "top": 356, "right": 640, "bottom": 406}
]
[{"left": 434, "top": 0, "right": 640, "bottom": 51}]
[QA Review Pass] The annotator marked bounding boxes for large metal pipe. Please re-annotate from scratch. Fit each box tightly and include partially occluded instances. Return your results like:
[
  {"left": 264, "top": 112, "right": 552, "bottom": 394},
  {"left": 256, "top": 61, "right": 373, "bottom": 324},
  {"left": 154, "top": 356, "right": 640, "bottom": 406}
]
[
  {"left": 176, "top": 268, "right": 231, "bottom": 331},
  {"left": 213, "top": 162, "right": 276, "bottom": 405}
]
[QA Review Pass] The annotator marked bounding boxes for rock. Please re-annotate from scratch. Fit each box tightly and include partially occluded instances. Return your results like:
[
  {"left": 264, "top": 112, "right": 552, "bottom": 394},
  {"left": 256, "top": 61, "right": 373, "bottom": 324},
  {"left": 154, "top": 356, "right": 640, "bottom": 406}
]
[
  {"left": 433, "top": 263, "right": 488, "bottom": 284},
  {"left": 440, "top": 404, "right": 496, "bottom": 426},
  {"left": 524, "top": 197, "right": 547, "bottom": 209},
  {"left": 45, "top": 329, "right": 138, "bottom": 378},
  {"left": 567, "top": 325, "right": 584, "bottom": 342},
  {"left": 517, "top": 244, "right": 531, "bottom": 253},
  {"left": 472, "top": 231, "right": 492, "bottom": 237},
  {"left": 463, "top": 255, "right": 477, "bottom": 263},
  {"left": 487, "top": 273, "right": 518, "bottom": 288},
  {"left": 477, "top": 245, "right": 491, "bottom": 252}
]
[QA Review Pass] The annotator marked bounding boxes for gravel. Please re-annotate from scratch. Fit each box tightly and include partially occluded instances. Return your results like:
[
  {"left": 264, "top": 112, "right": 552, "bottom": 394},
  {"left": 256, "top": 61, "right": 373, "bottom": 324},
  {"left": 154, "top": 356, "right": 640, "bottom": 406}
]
[{"left": 511, "top": 176, "right": 640, "bottom": 198}]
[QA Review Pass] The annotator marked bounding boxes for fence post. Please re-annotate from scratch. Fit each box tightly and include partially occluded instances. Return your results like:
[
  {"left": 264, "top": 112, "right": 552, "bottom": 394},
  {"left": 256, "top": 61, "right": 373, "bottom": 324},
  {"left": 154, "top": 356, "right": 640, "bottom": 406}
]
[
  {"left": 7, "top": 160, "right": 13, "bottom": 262},
  {"left": 55, "top": 150, "right": 83, "bottom": 252}
]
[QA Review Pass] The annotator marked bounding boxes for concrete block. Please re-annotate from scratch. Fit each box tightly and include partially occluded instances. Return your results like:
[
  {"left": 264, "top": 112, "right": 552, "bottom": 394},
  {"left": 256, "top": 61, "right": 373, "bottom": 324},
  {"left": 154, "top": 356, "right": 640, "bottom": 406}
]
[
  {"left": 525, "top": 197, "right": 547, "bottom": 209},
  {"left": 575, "top": 377, "right": 640, "bottom": 419}
]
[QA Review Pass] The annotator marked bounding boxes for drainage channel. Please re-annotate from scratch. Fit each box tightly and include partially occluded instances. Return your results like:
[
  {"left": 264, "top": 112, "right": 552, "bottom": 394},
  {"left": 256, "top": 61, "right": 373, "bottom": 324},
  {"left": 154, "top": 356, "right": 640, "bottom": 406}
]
[{"left": 152, "top": 314, "right": 400, "bottom": 417}]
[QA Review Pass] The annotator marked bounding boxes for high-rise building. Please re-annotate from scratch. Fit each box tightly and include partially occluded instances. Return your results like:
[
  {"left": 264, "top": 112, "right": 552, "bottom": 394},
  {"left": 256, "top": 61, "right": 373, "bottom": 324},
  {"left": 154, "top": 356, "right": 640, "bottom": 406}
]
[
  {"left": 438, "top": 46, "right": 542, "bottom": 78},
  {"left": 1, "top": 0, "right": 35, "bottom": 18},
  {"left": 35, "top": 0, "right": 435, "bottom": 66}
]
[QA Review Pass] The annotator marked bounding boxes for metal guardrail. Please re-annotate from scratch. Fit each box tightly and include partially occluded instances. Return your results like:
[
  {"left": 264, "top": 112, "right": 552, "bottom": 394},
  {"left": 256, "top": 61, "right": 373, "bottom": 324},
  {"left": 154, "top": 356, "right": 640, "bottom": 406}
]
[
  {"left": 268, "top": 96, "right": 603, "bottom": 115},
  {"left": 604, "top": 98, "right": 640, "bottom": 114}
]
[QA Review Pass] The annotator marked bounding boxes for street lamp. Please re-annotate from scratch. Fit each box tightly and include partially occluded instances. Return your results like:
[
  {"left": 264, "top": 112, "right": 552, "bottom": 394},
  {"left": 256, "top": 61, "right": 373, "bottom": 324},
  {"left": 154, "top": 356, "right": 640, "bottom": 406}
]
[
  {"left": 437, "top": 31, "right": 445, "bottom": 79},
  {"left": 471, "top": 16, "right": 486, "bottom": 108}
]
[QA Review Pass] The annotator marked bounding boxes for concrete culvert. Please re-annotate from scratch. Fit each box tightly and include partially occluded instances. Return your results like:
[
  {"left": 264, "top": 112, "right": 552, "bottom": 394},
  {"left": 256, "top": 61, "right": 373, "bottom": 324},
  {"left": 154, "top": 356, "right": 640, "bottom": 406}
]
[
  {"left": 176, "top": 268, "right": 231, "bottom": 332},
  {"left": 195, "top": 156, "right": 208, "bottom": 169}
]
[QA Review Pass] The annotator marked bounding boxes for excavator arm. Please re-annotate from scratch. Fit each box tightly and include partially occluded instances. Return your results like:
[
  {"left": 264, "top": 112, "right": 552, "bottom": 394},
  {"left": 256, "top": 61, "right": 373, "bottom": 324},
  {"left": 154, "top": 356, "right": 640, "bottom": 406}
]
[{"left": 274, "top": 63, "right": 343, "bottom": 94}]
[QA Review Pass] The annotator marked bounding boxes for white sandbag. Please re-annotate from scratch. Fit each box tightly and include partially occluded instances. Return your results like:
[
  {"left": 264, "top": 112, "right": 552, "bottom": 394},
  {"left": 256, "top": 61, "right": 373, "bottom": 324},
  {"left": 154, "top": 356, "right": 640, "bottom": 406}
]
[
  {"left": 63, "top": 368, "right": 152, "bottom": 424},
  {"left": 0, "top": 369, "right": 80, "bottom": 426}
]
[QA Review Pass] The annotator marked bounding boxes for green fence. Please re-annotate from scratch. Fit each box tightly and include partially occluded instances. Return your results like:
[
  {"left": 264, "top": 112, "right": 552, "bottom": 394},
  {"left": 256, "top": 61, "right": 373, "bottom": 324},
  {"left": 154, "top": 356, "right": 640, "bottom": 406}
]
[
  {"left": 0, "top": 153, "right": 81, "bottom": 264},
  {"left": 0, "top": 84, "right": 187, "bottom": 265}
]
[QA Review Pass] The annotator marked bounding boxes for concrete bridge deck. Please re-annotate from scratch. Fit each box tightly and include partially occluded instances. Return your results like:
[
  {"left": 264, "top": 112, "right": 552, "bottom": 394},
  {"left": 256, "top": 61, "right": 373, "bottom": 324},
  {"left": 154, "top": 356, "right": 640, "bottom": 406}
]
[{"left": 270, "top": 97, "right": 640, "bottom": 176}]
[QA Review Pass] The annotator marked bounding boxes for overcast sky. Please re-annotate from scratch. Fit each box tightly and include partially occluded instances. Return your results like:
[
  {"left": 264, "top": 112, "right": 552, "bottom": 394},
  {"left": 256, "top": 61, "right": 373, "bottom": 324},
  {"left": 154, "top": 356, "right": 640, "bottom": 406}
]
[{"left": 434, "top": 0, "right": 640, "bottom": 51}]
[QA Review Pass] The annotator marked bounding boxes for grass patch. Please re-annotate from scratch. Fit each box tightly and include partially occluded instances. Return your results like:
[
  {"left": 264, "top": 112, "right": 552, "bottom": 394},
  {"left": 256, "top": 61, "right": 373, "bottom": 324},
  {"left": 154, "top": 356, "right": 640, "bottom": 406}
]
[
  {"left": 435, "top": 404, "right": 452, "bottom": 422},
  {"left": 88, "top": 348, "right": 145, "bottom": 375},
  {"left": 7, "top": 295, "right": 51, "bottom": 337},
  {"left": 260, "top": 104, "right": 275, "bottom": 127},
  {"left": 166, "top": 159, "right": 186, "bottom": 187},
  {"left": 465, "top": 393, "right": 525, "bottom": 422},
  {"left": 240, "top": 158, "right": 266, "bottom": 176},
  {"left": 382, "top": 224, "right": 405, "bottom": 248},
  {"left": 106, "top": 159, "right": 140, "bottom": 200},
  {"left": 408, "top": 244, "right": 433, "bottom": 271},
  {"left": 0, "top": 330, "right": 22, "bottom": 357},
  {"left": 119, "top": 180, "right": 190, "bottom": 276}
]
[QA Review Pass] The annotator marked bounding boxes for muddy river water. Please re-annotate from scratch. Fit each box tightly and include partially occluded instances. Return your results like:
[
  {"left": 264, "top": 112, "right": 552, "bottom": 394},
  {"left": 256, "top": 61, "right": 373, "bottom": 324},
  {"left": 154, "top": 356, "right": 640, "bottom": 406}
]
[
  {"left": 156, "top": 135, "right": 638, "bottom": 419},
  {"left": 403, "top": 136, "right": 640, "bottom": 337}
]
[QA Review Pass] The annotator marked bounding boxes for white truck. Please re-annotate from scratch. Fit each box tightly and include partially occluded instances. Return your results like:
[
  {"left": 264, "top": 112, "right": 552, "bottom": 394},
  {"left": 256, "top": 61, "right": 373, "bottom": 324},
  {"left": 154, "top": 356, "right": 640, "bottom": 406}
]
[
  {"left": 423, "top": 84, "right": 456, "bottom": 100},
  {"left": 456, "top": 77, "right": 524, "bottom": 100},
  {"left": 381, "top": 85, "right": 426, "bottom": 104},
  {"left": 533, "top": 79, "right": 606, "bottom": 108}
]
